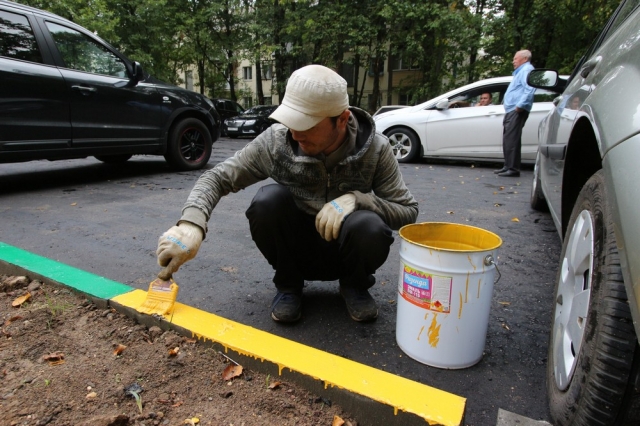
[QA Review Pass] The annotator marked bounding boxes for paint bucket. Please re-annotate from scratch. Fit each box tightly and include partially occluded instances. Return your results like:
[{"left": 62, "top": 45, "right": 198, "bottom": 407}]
[{"left": 396, "top": 222, "right": 502, "bottom": 369}]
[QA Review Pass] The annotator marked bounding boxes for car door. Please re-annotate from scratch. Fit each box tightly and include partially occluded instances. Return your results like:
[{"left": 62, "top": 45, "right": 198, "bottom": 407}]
[
  {"left": 423, "top": 84, "right": 508, "bottom": 159},
  {"left": 40, "top": 18, "right": 164, "bottom": 150},
  {"left": 0, "top": 8, "right": 71, "bottom": 159}
]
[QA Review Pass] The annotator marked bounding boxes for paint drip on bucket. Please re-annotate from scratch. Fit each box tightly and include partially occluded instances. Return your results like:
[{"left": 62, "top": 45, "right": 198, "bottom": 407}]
[{"left": 396, "top": 222, "right": 502, "bottom": 369}]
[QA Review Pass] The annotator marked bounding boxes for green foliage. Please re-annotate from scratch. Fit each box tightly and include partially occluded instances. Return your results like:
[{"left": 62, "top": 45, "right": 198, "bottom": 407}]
[{"left": 14, "top": 0, "right": 624, "bottom": 101}]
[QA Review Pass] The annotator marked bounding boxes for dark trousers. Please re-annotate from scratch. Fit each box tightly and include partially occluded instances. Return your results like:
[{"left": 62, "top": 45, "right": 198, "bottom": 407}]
[
  {"left": 502, "top": 110, "right": 529, "bottom": 172},
  {"left": 245, "top": 184, "right": 394, "bottom": 293}
]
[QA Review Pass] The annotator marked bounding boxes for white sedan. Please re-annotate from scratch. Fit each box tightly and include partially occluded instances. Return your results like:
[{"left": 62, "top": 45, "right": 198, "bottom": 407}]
[{"left": 373, "top": 76, "right": 558, "bottom": 163}]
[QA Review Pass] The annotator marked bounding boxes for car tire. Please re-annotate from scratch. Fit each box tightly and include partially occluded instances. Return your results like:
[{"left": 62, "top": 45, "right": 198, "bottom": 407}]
[
  {"left": 94, "top": 154, "right": 132, "bottom": 164},
  {"left": 385, "top": 128, "right": 420, "bottom": 163},
  {"left": 164, "top": 118, "right": 212, "bottom": 171},
  {"left": 547, "top": 170, "right": 640, "bottom": 425},
  {"left": 530, "top": 152, "right": 548, "bottom": 211}
]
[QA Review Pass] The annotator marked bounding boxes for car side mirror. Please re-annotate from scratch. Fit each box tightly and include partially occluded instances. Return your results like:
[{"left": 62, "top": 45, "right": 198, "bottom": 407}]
[
  {"left": 527, "top": 69, "right": 566, "bottom": 93},
  {"left": 129, "top": 61, "right": 145, "bottom": 86},
  {"left": 435, "top": 99, "right": 449, "bottom": 110}
]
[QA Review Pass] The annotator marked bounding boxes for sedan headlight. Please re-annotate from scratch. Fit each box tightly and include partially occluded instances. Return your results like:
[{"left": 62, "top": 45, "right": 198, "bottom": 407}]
[{"left": 244, "top": 120, "right": 256, "bottom": 125}]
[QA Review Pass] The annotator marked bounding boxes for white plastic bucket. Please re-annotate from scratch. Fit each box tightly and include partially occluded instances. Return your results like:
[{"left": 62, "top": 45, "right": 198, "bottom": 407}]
[{"left": 396, "top": 222, "right": 502, "bottom": 369}]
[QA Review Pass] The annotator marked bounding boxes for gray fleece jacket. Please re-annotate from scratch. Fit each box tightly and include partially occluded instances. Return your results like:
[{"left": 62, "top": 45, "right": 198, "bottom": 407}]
[{"left": 180, "top": 107, "right": 418, "bottom": 235}]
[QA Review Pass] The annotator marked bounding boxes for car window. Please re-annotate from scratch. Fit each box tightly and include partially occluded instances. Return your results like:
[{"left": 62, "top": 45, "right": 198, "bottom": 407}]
[
  {"left": 0, "top": 10, "right": 43, "bottom": 63},
  {"left": 448, "top": 84, "right": 508, "bottom": 107},
  {"left": 533, "top": 88, "right": 558, "bottom": 103},
  {"left": 45, "top": 21, "right": 127, "bottom": 77}
]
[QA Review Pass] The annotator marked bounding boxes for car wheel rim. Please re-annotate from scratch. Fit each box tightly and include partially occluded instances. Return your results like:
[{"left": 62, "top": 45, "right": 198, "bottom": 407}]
[
  {"left": 388, "top": 133, "right": 411, "bottom": 159},
  {"left": 552, "top": 209, "right": 594, "bottom": 391},
  {"left": 180, "top": 127, "right": 206, "bottom": 163}
]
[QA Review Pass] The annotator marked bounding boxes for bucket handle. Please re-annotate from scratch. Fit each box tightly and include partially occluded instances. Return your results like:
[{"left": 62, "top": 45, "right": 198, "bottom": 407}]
[{"left": 484, "top": 255, "right": 501, "bottom": 284}]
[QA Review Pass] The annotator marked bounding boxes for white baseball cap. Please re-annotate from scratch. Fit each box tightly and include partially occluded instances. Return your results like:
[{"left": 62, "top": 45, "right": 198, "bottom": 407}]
[{"left": 269, "top": 65, "right": 349, "bottom": 131}]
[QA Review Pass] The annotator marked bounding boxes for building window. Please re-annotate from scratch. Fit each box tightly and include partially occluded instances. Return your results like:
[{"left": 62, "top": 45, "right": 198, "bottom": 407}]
[
  {"left": 262, "top": 96, "right": 272, "bottom": 105},
  {"left": 398, "top": 93, "right": 411, "bottom": 105},
  {"left": 243, "top": 97, "right": 253, "bottom": 108},
  {"left": 392, "top": 55, "right": 419, "bottom": 71},
  {"left": 261, "top": 62, "right": 273, "bottom": 80},
  {"left": 342, "top": 63, "right": 354, "bottom": 87},
  {"left": 243, "top": 66, "right": 252, "bottom": 80},
  {"left": 367, "top": 58, "right": 384, "bottom": 77}
]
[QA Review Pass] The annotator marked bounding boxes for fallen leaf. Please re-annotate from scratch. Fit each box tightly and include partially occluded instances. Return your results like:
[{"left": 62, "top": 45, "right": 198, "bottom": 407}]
[
  {"left": 11, "top": 293, "right": 31, "bottom": 307},
  {"left": 222, "top": 364, "right": 243, "bottom": 381},
  {"left": 268, "top": 381, "right": 282, "bottom": 389},
  {"left": 502, "top": 323, "right": 510, "bottom": 330},
  {"left": 43, "top": 352, "right": 65, "bottom": 365},
  {"left": 168, "top": 347, "right": 180, "bottom": 357},
  {"left": 113, "top": 344, "right": 127, "bottom": 356},
  {"left": 499, "top": 186, "right": 505, "bottom": 190},
  {"left": 333, "top": 415, "right": 345, "bottom": 426},
  {"left": 498, "top": 301, "right": 511, "bottom": 305},
  {"left": 4, "top": 315, "right": 23, "bottom": 325},
  {"left": 172, "top": 401, "right": 184, "bottom": 407},
  {"left": 86, "top": 391, "right": 97, "bottom": 399},
  {"left": 494, "top": 203, "right": 503, "bottom": 207},
  {"left": 511, "top": 217, "right": 520, "bottom": 222},
  {"left": 446, "top": 211, "right": 454, "bottom": 215},
  {"left": 70, "top": 202, "right": 77, "bottom": 206},
  {"left": 220, "top": 266, "right": 237, "bottom": 273},
  {"left": 184, "top": 417, "right": 200, "bottom": 425}
]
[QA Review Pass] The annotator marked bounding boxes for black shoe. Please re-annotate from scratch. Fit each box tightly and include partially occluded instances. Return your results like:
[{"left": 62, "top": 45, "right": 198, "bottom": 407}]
[
  {"left": 339, "top": 286, "right": 378, "bottom": 322},
  {"left": 271, "top": 291, "right": 302, "bottom": 323},
  {"left": 493, "top": 168, "right": 507, "bottom": 174},
  {"left": 497, "top": 170, "right": 520, "bottom": 177}
]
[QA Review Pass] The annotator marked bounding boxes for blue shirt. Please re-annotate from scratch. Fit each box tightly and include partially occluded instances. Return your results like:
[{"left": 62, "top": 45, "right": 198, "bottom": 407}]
[{"left": 503, "top": 62, "right": 535, "bottom": 113}]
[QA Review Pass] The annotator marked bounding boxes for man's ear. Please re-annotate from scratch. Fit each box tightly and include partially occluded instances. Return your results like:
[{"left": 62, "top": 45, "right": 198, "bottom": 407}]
[{"left": 338, "top": 109, "right": 351, "bottom": 127}]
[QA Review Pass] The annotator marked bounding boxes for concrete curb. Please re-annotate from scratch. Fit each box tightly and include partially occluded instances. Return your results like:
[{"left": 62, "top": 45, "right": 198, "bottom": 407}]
[{"left": 0, "top": 241, "right": 466, "bottom": 426}]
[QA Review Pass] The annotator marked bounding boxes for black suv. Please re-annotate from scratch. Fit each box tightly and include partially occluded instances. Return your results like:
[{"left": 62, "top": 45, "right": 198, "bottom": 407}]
[{"left": 0, "top": 0, "right": 221, "bottom": 170}]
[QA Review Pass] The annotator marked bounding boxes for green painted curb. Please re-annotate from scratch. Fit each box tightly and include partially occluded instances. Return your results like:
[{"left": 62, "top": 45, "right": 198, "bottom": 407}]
[{"left": 0, "top": 241, "right": 132, "bottom": 300}]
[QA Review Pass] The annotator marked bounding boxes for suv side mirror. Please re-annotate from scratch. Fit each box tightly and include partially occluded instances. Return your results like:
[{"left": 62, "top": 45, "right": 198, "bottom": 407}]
[
  {"left": 129, "top": 61, "right": 145, "bottom": 86},
  {"left": 527, "top": 69, "right": 566, "bottom": 93}
]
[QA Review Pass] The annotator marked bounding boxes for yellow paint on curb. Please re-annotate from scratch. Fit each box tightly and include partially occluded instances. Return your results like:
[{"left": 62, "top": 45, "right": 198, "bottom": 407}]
[{"left": 113, "top": 289, "right": 466, "bottom": 425}]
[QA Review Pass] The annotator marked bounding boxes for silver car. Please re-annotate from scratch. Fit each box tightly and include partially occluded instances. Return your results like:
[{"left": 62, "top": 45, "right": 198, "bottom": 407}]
[{"left": 529, "top": 0, "right": 640, "bottom": 423}]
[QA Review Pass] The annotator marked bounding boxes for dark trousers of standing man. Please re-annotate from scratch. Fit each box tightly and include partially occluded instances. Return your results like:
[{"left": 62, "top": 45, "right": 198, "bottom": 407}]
[
  {"left": 245, "top": 184, "right": 394, "bottom": 294},
  {"left": 502, "top": 109, "right": 529, "bottom": 172}
]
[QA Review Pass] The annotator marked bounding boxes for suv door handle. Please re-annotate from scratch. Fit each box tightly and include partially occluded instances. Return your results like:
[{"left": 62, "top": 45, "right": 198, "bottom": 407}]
[
  {"left": 580, "top": 56, "right": 601, "bottom": 78},
  {"left": 71, "top": 85, "right": 97, "bottom": 94}
]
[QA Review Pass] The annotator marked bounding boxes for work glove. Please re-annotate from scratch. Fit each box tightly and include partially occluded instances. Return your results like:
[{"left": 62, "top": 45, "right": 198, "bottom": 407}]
[
  {"left": 156, "top": 221, "right": 204, "bottom": 280},
  {"left": 315, "top": 193, "right": 356, "bottom": 242}
]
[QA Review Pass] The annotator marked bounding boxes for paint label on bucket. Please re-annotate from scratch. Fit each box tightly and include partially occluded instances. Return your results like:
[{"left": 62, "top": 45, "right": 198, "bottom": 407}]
[{"left": 399, "top": 264, "right": 452, "bottom": 313}]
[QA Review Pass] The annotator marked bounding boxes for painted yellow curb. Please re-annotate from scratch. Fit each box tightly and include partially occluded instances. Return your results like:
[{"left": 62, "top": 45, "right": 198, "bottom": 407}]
[{"left": 113, "top": 289, "right": 466, "bottom": 426}]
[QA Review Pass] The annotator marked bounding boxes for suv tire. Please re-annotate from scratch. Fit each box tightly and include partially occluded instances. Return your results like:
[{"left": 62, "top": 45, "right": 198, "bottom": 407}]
[
  {"left": 165, "top": 118, "right": 212, "bottom": 171},
  {"left": 547, "top": 170, "right": 640, "bottom": 425}
]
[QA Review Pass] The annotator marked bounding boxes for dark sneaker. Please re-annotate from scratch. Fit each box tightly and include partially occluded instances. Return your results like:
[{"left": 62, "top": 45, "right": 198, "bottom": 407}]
[
  {"left": 339, "top": 286, "right": 378, "bottom": 322},
  {"left": 271, "top": 291, "right": 302, "bottom": 323}
]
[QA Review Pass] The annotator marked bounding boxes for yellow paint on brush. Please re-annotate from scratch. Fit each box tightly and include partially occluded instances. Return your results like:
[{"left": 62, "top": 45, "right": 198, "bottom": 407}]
[
  {"left": 428, "top": 314, "right": 441, "bottom": 348},
  {"left": 113, "top": 289, "right": 465, "bottom": 426},
  {"left": 458, "top": 292, "right": 463, "bottom": 319}
]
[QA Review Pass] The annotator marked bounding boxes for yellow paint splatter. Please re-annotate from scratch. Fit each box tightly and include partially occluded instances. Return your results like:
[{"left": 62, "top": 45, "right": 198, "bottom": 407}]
[
  {"left": 458, "top": 293, "right": 463, "bottom": 319},
  {"left": 467, "top": 254, "right": 477, "bottom": 271},
  {"left": 477, "top": 278, "right": 482, "bottom": 298},
  {"left": 465, "top": 273, "right": 469, "bottom": 303},
  {"left": 428, "top": 315, "right": 441, "bottom": 348},
  {"left": 417, "top": 325, "right": 425, "bottom": 341}
]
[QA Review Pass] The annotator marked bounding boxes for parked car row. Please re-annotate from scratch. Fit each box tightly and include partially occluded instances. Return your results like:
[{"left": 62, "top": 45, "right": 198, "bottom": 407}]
[
  {"left": 0, "top": 0, "right": 221, "bottom": 171},
  {"left": 528, "top": 0, "right": 640, "bottom": 424}
]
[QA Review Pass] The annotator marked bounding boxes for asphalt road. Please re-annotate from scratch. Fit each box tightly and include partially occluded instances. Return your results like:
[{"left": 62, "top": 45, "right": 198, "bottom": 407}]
[{"left": 0, "top": 137, "right": 561, "bottom": 425}]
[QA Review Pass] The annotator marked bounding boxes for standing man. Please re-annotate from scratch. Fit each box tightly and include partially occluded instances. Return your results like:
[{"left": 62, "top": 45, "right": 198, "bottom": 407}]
[
  {"left": 476, "top": 92, "right": 492, "bottom": 106},
  {"left": 156, "top": 65, "right": 418, "bottom": 324},
  {"left": 495, "top": 50, "right": 536, "bottom": 177}
]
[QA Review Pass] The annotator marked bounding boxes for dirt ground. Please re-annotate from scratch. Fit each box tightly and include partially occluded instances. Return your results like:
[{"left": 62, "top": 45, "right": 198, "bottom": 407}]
[{"left": 0, "top": 275, "right": 357, "bottom": 426}]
